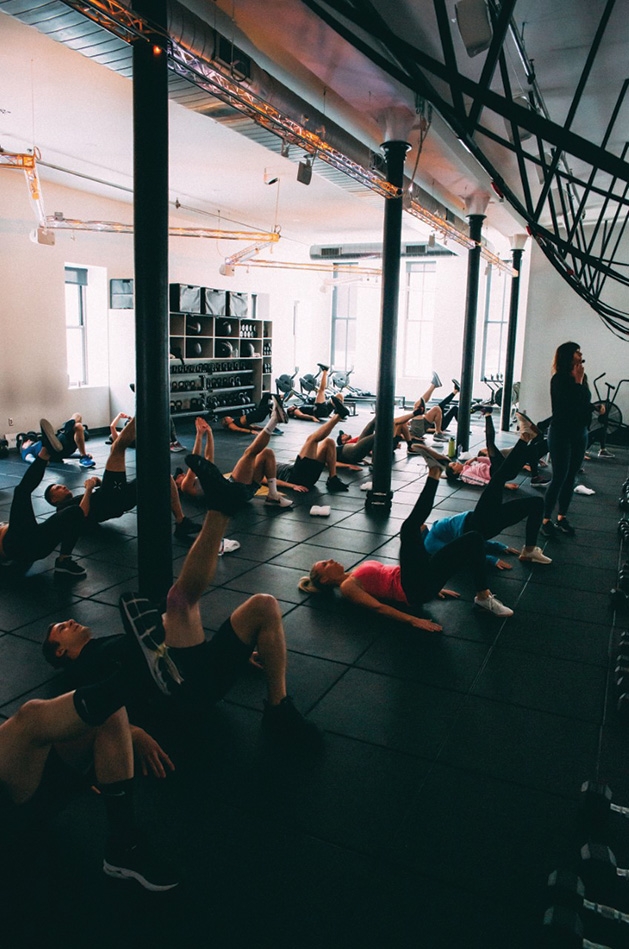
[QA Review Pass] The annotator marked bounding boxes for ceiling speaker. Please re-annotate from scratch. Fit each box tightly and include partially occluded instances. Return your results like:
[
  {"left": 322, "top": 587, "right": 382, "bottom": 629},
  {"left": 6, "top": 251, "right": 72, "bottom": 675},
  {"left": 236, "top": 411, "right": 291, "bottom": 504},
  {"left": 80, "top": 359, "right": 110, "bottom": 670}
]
[
  {"left": 455, "top": 0, "right": 493, "bottom": 57},
  {"left": 297, "top": 159, "right": 313, "bottom": 185}
]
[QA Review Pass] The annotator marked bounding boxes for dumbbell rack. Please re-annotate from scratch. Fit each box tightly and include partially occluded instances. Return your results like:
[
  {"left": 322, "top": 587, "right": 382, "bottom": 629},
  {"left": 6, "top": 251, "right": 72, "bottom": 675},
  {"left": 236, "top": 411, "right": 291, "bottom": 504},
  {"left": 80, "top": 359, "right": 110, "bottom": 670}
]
[{"left": 169, "top": 283, "right": 272, "bottom": 419}]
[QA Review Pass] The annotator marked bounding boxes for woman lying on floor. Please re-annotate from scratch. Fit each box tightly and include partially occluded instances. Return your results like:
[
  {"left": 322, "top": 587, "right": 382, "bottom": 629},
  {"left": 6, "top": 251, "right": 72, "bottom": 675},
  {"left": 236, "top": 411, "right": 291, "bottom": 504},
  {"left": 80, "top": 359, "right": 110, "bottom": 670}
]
[{"left": 298, "top": 458, "right": 515, "bottom": 630}]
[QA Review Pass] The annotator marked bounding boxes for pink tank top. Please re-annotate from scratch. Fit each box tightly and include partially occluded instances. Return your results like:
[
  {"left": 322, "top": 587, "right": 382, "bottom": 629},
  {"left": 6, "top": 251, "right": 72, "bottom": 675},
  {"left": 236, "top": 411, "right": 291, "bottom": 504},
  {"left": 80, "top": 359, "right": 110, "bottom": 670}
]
[{"left": 351, "top": 561, "right": 408, "bottom": 605}]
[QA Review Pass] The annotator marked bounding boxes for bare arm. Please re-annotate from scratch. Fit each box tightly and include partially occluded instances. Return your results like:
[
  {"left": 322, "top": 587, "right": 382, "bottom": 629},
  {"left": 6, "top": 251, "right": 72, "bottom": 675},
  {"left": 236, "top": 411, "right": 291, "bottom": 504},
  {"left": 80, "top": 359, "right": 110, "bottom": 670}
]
[
  {"left": 79, "top": 477, "right": 101, "bottom": 517},
  {"left": 339, "top": 576, "right": 442, "bottom": 631},
  {"left": 109, "top": 412, "right": 130, "bottom": 442}
]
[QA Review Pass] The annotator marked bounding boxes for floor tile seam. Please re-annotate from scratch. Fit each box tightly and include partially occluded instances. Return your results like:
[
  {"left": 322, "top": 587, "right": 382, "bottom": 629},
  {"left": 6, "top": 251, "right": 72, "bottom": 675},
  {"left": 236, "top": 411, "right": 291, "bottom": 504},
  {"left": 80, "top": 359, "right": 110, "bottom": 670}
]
[
  {"left": 460, "top": 690, "right": 604, "bottom": 726},
  {"left": 0, "top": 675, "right": 61, "bottom": 711},
  {"left": 489, "top": 639, "right": 612, "bottom": 670}
]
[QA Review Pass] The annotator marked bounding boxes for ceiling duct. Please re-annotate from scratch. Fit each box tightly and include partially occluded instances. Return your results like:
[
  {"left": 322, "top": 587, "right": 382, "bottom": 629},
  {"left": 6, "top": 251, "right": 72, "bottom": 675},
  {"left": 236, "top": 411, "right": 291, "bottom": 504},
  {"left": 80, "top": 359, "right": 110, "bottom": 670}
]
[
  {"left": 310, "top": 242, "right": 453, "bottom": 260},
  {"left": 0, "top": 0, "right": 467, "bottom": 229}
]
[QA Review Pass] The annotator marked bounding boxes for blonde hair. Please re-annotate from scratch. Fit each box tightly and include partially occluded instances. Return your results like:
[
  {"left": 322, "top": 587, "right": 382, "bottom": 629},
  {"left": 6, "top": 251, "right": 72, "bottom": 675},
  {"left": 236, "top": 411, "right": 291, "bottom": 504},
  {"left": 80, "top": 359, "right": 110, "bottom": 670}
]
[{"left": 298, "top": 576, "right": 320, "bottom": 593}]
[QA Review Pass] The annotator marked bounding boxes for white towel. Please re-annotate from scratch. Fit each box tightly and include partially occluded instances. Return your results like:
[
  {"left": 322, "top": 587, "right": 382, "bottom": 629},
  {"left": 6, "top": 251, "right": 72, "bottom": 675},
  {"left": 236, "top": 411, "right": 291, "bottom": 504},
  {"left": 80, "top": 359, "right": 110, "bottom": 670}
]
[{"left": 310, "top": 504, "right": 331, "bottom": 516}]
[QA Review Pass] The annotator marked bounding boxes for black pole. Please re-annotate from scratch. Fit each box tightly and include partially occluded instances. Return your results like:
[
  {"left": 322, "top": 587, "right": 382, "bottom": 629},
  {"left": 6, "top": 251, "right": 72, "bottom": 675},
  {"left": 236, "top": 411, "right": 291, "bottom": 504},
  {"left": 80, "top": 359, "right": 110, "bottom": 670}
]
[
  {"left": 500, "top": 247, "right": 524, "bottom": 431},
  {"left": 456, "top": 213, "right": 485, "bottom": 453},
  {"left": 133, "top": 1, "right": 173, "bottom": 600},
  {"left": 366, "top": 140, "right": 409, "bottom": 513}
]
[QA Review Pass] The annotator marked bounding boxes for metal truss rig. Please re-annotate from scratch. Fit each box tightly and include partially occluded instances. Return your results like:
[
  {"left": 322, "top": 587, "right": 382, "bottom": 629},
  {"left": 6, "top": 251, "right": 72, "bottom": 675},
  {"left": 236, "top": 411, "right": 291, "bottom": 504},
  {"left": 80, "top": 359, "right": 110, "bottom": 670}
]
[
  {"left": 58, "top": 1, "right": 515, "bottom": 276},
  {"left": 304, "top": 0, "right": 629, "bottom": 338}
]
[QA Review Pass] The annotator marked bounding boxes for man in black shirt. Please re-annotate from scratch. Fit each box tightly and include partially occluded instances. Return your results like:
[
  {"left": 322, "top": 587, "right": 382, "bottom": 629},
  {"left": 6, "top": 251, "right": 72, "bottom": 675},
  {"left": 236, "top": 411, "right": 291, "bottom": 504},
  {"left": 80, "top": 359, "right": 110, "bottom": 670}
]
[
  {"left": 43, "top": 456, "right": 322, "bottom": 751},
  {"left": 44, "top": 416, "right": 199, "bottom": 541}
]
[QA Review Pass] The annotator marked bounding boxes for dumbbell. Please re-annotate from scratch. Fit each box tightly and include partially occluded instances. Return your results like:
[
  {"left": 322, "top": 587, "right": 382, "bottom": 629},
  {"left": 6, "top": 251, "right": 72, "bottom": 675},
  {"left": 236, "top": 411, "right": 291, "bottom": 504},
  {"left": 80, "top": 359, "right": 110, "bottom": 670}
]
[
  {"left": 580, "top": 843, "right": 629, "bottom": 906},
  {"left": 579, "top": 783, "right": 629, "bottom": 835},
  {"left": 542, "top": 905, "right": 613, "bottom": 947},
  {"left": 547, "top": 870, "right": 629, "bottom": 939},
  {"left": 610, "top": 588, "right": 629, "bottom": 607}
]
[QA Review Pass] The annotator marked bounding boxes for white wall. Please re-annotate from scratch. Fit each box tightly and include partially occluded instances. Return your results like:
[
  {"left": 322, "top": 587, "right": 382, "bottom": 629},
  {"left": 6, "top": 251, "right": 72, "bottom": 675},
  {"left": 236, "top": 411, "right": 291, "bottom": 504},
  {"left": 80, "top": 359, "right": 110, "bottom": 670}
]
[
  {"left": 0, "top": 173, "right": 331, "bottom": 432},
  {"left": 1, "top": 170, "right": 539, "bottom": 436},
  {"left": 519, "top": 239, "right": 629, "bottom": 424}
]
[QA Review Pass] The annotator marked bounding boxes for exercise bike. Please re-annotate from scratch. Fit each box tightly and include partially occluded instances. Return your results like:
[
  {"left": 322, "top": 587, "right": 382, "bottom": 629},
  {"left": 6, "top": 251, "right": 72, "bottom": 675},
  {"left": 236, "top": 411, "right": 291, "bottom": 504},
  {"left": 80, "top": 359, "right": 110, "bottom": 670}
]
[
  {"left": 275, "top": 368, "right": 306, "bottom": 406},
  {"left": 328, "top": 366, "right": 376, "bottom": 400},
  {"left": 299, "top": 363, "right": 328, "bottom": 400},
  {"left": 589, "top": 372, "right": 628, "bottom": 446}
]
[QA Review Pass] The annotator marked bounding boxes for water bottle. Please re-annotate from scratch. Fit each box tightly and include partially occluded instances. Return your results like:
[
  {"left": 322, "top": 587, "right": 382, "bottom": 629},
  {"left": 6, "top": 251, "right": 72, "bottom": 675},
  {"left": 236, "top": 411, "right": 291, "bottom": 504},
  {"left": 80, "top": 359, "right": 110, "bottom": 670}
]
[{"left": 447, "top": 436, "right": 456, "bottom": 459}]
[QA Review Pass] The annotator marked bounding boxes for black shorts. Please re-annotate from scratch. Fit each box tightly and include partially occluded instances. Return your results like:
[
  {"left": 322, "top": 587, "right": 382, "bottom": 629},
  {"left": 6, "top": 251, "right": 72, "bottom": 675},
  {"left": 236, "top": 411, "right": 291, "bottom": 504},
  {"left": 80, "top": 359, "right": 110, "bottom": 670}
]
[
  {"left": 276, "top": 455, "right": 324, "bottom": 488},
  {"left": 169, "top": 617, "right": 253, "bottom": 705},
  {"left": 57, "top": 419, "right": 78, "bottom": 458},
  {"left": 90, "top": 470, "right": 137, "bottom": 522},
  {"left": 228, "top": 476, "right": 260, "bottom": 501}
]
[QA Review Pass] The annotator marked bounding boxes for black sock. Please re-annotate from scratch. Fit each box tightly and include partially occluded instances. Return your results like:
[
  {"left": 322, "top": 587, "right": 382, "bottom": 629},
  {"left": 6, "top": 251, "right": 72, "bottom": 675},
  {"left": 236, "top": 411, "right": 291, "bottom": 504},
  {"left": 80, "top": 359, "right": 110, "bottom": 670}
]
[{"left": 100, "top": 778, "right": 137, "bottom": 848}]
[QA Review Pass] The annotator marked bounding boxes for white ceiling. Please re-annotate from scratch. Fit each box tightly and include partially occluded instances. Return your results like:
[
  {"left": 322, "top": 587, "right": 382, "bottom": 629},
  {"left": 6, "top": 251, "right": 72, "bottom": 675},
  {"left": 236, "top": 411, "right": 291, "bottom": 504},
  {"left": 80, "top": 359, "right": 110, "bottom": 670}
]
[{"left": 1, "top": 1, "right": 626, "bottom": 267}]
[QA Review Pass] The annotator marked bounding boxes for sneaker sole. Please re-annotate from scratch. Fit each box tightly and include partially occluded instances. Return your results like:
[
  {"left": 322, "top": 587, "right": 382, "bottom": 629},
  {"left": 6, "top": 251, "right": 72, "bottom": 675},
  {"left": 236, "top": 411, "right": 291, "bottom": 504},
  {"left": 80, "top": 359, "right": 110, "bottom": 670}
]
[
  {"left": 54, "top": 566, "right": 87, "bottom": 577},
  {"left": 118, "top": 593, "right": 183, "bottom": 693},
  {"left": 103, "top": 861, "right": 178, "bottom": 891},
  {"left": 39, "top": 419, "right": 64, "bottom": 456}
]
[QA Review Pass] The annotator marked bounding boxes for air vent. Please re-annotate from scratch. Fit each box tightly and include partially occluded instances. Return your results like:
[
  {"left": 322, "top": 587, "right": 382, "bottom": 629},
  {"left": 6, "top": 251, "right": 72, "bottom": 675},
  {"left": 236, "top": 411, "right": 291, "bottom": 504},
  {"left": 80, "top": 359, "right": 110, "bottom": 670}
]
[
  {"left": 215, "top": 35, "right": 251, "bottom": 81},
  {"left": 320, "top": 247, "right": 343, "bottom": 258},
  {"left": 311, "top": 242, "right": 454, "bottom": 259},
  {"left": 405, "top": 244, "right": 427, "bottom": 256}
]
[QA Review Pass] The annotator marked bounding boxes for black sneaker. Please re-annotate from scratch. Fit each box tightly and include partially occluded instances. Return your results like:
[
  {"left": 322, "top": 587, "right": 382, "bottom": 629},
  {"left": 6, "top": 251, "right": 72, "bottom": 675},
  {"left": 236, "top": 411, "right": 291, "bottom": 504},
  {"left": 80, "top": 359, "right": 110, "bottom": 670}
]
[
  {"left": 330, "top": 396, "right": 350, "bottom": 420},
  {"left": 317, "top": 363, "right": 330, "bottom": 372},
  {"left": 262, "top": 696, "right": 323, "bottom": 751},
  {"left": 540, "top": 520, "right": 559, "bottom": 539},
  {"left": 54, "top": 557, "right": 86, "bottom": 578},
  {"left": 169, "top": 440, "right": 185, "bottom": 453},
  {"left": 452, "top": 378, "right": 461, "bottom": 391},
  {"left": 174, "top": 516, "right": 201, "bottom": 540},
  {"left": 119, "top": 593, "right": 183, "bottom": 695},
  {"left": 103, "top": 834, "right": 179, "bottom": 892},
  {"left": 40, "top": 419, "right": 64, "bottom": 459},
  {"left": 556, "top": 517, "right": 575, "bottom": 536},
  {"left": 327, "top": 474, "right": 349, "bottom": 492},
  {"left": 530, "top": 475, "right": 550, "bottom": 487},
  {"left": 184, "top": 455, "right": 249, "bottom": 514}
]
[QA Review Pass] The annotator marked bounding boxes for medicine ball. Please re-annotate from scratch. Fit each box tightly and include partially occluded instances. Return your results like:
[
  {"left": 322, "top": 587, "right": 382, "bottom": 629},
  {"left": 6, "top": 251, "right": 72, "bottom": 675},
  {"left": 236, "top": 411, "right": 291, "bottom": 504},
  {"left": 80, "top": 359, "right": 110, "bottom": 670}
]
[
  {"left": 187, "top": 319, "right": 202, "bottom": 335},
  {"left": 0, "top": 437, "right": 8, "bottom": 459},
  {"left": 216, "top": 340, "right": 234, "bottom": 358},
  {"left": 241, "top": 341, "right": 256, "bottom": 358},
  {"left": 192, "top": 342, "right": 203, "bottom": 356}
]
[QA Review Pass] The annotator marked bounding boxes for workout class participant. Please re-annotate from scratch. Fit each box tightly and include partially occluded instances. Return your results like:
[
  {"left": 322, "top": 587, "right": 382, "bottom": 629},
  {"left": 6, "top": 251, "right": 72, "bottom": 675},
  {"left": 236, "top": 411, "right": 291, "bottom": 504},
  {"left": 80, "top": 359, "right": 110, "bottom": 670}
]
[
  {"left": 19, "top": 414, "right": 95, "bottom": 468},
  {"left": 541, "top": 341, "right": 605, "bottom": 538},
  {"left": 300, "top": 456, "right": 515, "bottom": 625}
]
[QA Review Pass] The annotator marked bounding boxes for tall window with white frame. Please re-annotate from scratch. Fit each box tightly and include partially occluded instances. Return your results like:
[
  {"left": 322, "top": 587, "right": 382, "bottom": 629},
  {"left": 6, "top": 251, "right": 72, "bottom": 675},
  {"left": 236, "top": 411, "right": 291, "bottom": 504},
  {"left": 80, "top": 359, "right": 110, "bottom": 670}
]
[
  {"left": 400, "top": 260, "right": 436, "bottom": 378},
  {"left": 330, "top": 264, "right": 357, "bottom": 369},
  {"left": 65, "top": 266, "right": 88, "bottom": 386},
  {"left": 481, "top": 264, "right": 509, "bottom": 380}
]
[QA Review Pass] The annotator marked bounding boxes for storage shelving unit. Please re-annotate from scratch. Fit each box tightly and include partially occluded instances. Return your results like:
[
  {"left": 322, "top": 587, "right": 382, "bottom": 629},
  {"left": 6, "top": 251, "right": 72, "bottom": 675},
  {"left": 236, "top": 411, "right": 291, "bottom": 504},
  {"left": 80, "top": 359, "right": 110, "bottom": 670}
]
[{"left": 168, "top": 284, "right": 271, "bottom": 419}]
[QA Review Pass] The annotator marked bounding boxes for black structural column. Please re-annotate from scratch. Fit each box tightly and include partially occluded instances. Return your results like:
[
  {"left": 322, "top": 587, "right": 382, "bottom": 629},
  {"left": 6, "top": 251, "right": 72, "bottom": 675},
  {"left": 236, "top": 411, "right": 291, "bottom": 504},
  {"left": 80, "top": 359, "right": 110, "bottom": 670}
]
[
  {"left": 500, "top": 242, "right": 525, "bottom": 431},
  {"left": 456, "top": 196, "right": 488, "bottom": 454},
  {"left": 366, "top": 139, "right": 409, "bottom": 513},
  {"left": 133, "top": 1, "right": 172, "bottom": 599}
]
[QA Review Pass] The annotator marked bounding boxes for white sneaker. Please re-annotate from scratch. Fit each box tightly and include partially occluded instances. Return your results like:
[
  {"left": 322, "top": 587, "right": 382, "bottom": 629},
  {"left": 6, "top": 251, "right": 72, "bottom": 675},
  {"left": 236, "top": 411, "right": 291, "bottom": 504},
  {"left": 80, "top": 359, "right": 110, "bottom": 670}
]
[
  {"left": 473, "top": 594, "right": 514, "bottom": 617},
  {"left": 519, "top": 546, "right": 552, "bottom": 564},
  {"left": 515, "top": 411, "right": 540, "bottom": 440},
  {"left": 265, "top": 495, "right": 293, "bottom": 508},
  {"left": 218, "top": 538, "right": 240, "bottom": 556}
]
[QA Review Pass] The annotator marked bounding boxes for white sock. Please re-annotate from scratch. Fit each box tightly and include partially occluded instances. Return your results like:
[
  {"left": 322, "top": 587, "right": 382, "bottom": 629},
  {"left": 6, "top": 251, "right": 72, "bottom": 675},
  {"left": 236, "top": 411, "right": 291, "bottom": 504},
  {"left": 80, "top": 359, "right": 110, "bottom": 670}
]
[
  {"left": 264, "top": 409, "right": 279, "bottom": 433},
  {"left": 267, "top": 477, "right": 279, "bottom": 499}
]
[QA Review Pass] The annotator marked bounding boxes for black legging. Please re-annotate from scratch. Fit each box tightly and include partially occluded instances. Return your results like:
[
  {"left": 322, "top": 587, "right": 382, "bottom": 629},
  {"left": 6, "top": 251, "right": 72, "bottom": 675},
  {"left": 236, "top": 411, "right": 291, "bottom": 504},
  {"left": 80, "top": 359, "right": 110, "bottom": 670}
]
[
  {"left": 399, "top": 476, "right": 489, "bottom": 604},
  {"left": 465, "top": 437, "right": 543, "bottom": 548},
  {"left": 484, "top": 415, "right": 547, "bottom": 481},
  {"left": 543, "top": 424, "right": 588, "bottom": 519},
  {"left": 3, "top": 457, "right": 83, "bottom": 566},
  {"left": 243, "top": 394, "right": 271, "bottom": 425}
]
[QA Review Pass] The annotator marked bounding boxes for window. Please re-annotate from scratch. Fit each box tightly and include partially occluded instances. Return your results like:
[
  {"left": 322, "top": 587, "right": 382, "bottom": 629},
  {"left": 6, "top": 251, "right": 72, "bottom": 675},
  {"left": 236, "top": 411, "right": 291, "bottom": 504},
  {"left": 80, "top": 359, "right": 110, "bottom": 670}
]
[
  {"left": 400, "top": 261, "right": 436, "bottom": 378},
  {"left": 481, "top": 265, "right": 510, "bottom": 379},
  {"left": 331, "top": 265, "right": 357, "bottom": 368},
  {"left": 65, "top": 267, "right": 88, "bottom": 386}
]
